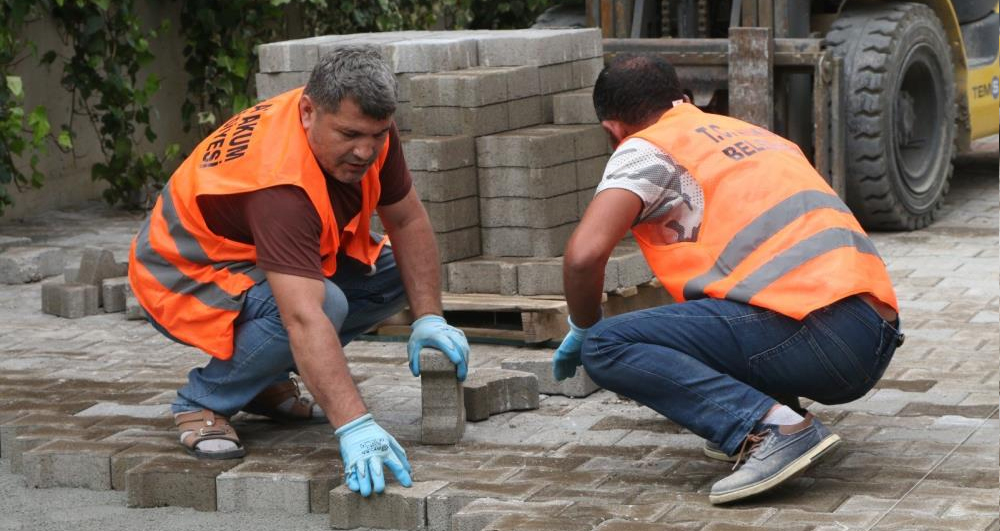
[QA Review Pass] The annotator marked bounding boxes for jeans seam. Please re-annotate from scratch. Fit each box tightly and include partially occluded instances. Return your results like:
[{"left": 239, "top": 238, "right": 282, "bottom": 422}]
[
  {"left": 810, "top": 314, "right": 872, "bottom": 386},
  {"left": 839, "top": 301, "right": 880, "bottom": 335}
]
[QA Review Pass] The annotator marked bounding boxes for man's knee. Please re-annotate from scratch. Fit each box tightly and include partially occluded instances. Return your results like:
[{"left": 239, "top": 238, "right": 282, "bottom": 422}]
[{"left": 321, "top": 279, "right": 349, "bottom": 331}]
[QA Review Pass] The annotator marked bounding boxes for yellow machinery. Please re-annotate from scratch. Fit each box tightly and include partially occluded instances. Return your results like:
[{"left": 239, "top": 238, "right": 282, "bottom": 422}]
[{"left": 589, "top": 0, "right": 999, "bottom": 230}]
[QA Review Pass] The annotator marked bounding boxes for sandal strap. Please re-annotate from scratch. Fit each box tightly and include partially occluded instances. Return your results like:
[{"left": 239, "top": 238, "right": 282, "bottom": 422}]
[
  {"left": 245, "top": 380, "right": 317, "bottom": 419},
  {"left": 175, "top": 409, "right": 242, "bottom": 448}
]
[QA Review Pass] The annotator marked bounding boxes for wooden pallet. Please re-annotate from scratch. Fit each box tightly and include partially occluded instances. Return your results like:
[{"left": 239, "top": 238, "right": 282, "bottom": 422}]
[{"left": 373, "top": 280, "right": 673, "bottom": 344}]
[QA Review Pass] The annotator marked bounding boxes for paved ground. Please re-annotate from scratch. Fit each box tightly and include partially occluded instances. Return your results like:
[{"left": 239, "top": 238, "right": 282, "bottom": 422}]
[{"left": 0, "top": 148, "right": 996, "bottom": 531}]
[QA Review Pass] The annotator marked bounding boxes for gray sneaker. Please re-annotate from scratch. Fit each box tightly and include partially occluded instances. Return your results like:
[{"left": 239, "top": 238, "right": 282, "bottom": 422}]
[
  {"left": 703, "top": 441, "right": 738, "bottom": 462},
  {"left": 708, "top": 416, "right": 841, "bottom": 504}
]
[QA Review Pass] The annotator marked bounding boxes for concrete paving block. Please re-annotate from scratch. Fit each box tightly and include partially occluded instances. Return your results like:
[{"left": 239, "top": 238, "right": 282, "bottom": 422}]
[
  {"left": 9, "top": 426, "right": 114, "bottom": 474},
  {"left": 110, "top": 443, "right": 186, "bottom": 491},
  {"left": 413, "top": 166, "right": 478, "bottom": 203},
  {"left": 308, "top": 459, "right": 343, "bottom": 514},
  {"left": 329, "top": 480, "right": 448, "bottom": 529},
  {"left": 126, "top": 456, "right": 239, "bottom": 511},
  {"left": 23, "top": 439, "right": 132, "bottom": 490},
  {"left": 0, "top": 246, "right": 66, "bottom": 284},
  {"left": 481, "top": 224, "right": 575, "bottom": 258},
  {"left": 101, "top": 276, "right": 129, "bottom": 313},
  {"left": 576, "top": 155, "right": 609, "bottom": 190},
  {"left": 63, "top": 266, "right": 78, "bottom": 282},
  {"left": 477, "top": 162, "right": 577, "bottom": 199},
  {"left": 0, "top": 235, "right": 30, "bottom": 252},
  {"left": 475, "top": 126, "right": 579, "bottom": 169},
  {"left": 462, "top": 368, "right": 539, "bottom": 421},
  {"left": 515, "top": 257, "right": 618, "bottom": 295},
  {"left": 411, "top": 69, "right": 510, "bottom": 108},
  {"left": 76, "top": 246, "right": 119, "bottom": 287},
  {"left": 553, "top": 89, "right": 599, "bottom": 125},
  {"left": 403, "top": 135, "right": 476, "bottom": 171},
  {"left": 451, "top": 498, "right": 573, "bottom": 531},
  {"left": 578, "top": 187, "right": 597, "bottom": 216},
  {"left": 255, "top": 71, "right": 309, "bottom": 100},
  {"left": 216, "top": 461, "right": 315, "bottom": 515},
  {"left": 501, "top": 358, "right": 601, "bottom": 398},
  {"left": 538, "top": 62, "right": 575, "bottom": 95},
  {"left": 386, "top": 37, "right": 479, "bottom": 73},
  {"left": 0, "top": 414, "right": 100, "bottom": 460},
  {"left": 609, "top": 246, "right": 653, "bottom": 288},
  {"left": 41, "top": 282, "right": 100, "bottom": 319},
  {"left": 505, "top": 65, "right": 541, "bottom": 99},
  {"left": 420, "top": 349, "right": 465, "bottom": 445},
  {"left": 507, "top": 96, "right": 543, "bottom": 130},
  {"left": 397, "top": 73, "right": 418, "bottom": 102},
  {"left": 257, "top": 37, "right": 324, "bottom": 73},
  {"left": 567, "top": 124, "right": 612, "bottom": 159},
  {"left": 446, "top": 258, "right": 521, "bottom": 295},
  {"left": 424, "top": 197, "right": 480, "bottom": 233},
  {"left": 412, "top": 103, "right": 509, "bottom": 137},
  {"left": 477, "top": 29, "right": 602, "bottom": 67},
  {"left": 124, "top": 282, "right": 147, "bottom": 321},
  {"left": 571, "top": 57, "right": 604, "bottom": 88},
  {"left": 437, "top": 226, "right": 481, "bottom": 263},
  {"left": 480, "top": 193, "right": 579, "bottom": 230},
  {"left": 395, "top": 101, "right": 414, "bottom": 132}
]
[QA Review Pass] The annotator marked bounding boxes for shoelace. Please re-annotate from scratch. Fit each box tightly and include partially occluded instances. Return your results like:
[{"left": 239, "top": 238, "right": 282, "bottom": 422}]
[{"left": 732, "top": 428, "right": 771, "bottom": 471}]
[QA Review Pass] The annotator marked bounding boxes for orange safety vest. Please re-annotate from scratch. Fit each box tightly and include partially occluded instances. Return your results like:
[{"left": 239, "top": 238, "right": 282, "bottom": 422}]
[
  {"left": 129, "top": 87, "right": 388, "bottom": 359},
  {"left": 630, "top": 103, "right": 898, "bottom": 319}
]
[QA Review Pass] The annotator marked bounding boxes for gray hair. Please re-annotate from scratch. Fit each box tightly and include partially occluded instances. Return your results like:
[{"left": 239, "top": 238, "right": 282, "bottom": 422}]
[{"left": 304, "top": 45, "right": 397, "bottom": 119}]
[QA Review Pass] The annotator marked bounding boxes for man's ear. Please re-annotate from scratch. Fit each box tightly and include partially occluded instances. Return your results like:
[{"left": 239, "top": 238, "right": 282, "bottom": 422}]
[
  {"left": 299, "top": 94, "right": 316, "bottom": 130},
  {"left": 600, "top": 119, "right": 629, "bottom": 148}
]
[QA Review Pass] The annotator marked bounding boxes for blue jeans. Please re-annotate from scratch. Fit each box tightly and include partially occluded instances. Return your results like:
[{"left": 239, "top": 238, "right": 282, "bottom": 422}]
[
  {"left": 159, "top": 244, "right": 407, "bottom": 416},
  {"left": 581, "top": 295, "right": 902, "bottom": 456}
]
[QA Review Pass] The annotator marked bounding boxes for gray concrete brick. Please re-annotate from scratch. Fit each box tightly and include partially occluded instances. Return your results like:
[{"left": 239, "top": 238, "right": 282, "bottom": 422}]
[
  {"left": 501, "top": 358, "right": 602, "bottom": 398},
  {"left": 411, "top": 69, "right": 511, "bottom": 108},
  {"left": 462, "top": 368, "right": 539, "bottom": 421},
  {"left": 451, "top": 498, "right": 572, "bottom": 531},
  {"left": 566, "top": 124, "right": 612, "bottom": 159},
  {"left": 578, "top": 188, "right": 597, "bottom": 216},
  {"left": 553, "top": 89, "right": 599, "bottom": 125},
  {"left": 124, "top": 282, "right": 147, "bottom": 321},
  {"left": 397, "top": 73, "right": 418, "bottom": 102},
  {"left": 446, "top": 258, "right": 521, "bottom": 295},
  {"left": 424, "top": 197, "right": 480, "bottom": 233},
  {"left": 538, "top": 62, "right": 575, "bottom": 95},
  {"left": 257, "top": 37, "right": 323, "bottom": 73},
  {"left": 63, "top": 266, "right": 78, "bottom": 282},
  {"left": 0, "top": 414, "right": 100, "bottom": 460},
  {"left": 421, "top": 349, "right": 465, "bottom": 445},
  {"left": 507, "top": 96, "right": 543, "bottom": 130},
  {"left": 126, "top": 456, "right": 238, "bottom": 511},
  {"left": 479, "top": 193, "right": 579, "bottom": 229},
  {"left": 506, "top": 65, "right": 541, "bottom": 99},
  {"left": 481, "top": 224, "right": 575, "bottom": 258},
  {"left": 476, "top": 29, "right": 602, "bottom": 67},
  {"left": 437, "top": 227, "right": 481, "bottom": 263},
  {"left": 514, "top": 258, "right": 618, "bottom": 296},
  {"left": 0, "top": 235, "right": 30, "bottom": 252},
  {"left": 412, "top": 103, "right": 509, "bottom": 137},
  {"left": 395, "top": 101, "right": 415, "bottom": 132},
  {"left": 571, "top": 57, "right": 604, "bottom": 88},
  {"left": 329, "top": 480, "right": 448, "bottom": 529},
  {"left": 576, "top": 155, "right": 609, "bottom": 190},
  {"left": 0, "top": 246, "right": 65, "bottom": 284},
  {"left": 216, "top": 461, "right": 315, "bottom": 514},
  {"left": 413, "top": 166, "right": 478, "bottom": 202},
  {"left": 101, "top": 276, "right": 129, "bottom": 313},
  {"left": 475, "top": 126, "right": 579, "bottom": 169},
  {"left": 254, "top": 71, "right": 309, "bottom": 100},
  {"left": 385, "top": 37, "right": 479, "bottom": 73},
  {"left": 478, "top": 163, "right": 577, "bottom": 199},
  {"left": 609, "top": 245, "right": 653, "bottom": 288},
  {"left": 403, "top": 135, "right": 476, "bottom": 171},
  {"left": 41, "top": 282, "right": 100, "bottom": 319},
  {"left": 110, "top": 443, "right": 185, "bottom": 491},
  {"left": 23, "top": 439, "right": 132, "bottom": 490},
  {"left": 76, "top": 246, "right": 119, "bottom": 288}
]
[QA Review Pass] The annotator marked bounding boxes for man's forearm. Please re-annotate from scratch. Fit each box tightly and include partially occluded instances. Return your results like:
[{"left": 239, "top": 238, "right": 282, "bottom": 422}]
[
  {"left": 384, "top": 210, "right": 443, "bottom": 318},
  {"left": 564, "top": 260, "right": 606, "bottom": 328},
  {"left": 286, "top": 316, "right": 367, "bottom": 427}
]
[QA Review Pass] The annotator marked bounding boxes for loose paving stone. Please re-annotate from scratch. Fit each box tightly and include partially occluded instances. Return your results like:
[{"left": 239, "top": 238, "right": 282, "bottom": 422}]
[
  {"left": 41, "top": 282, "right": 100, "bottom": 318},
  {"left": 0, "top": 246, "right": 65, "bottom": 284},
  {"left": 329, "top": 480, "right": 448, "bottom": 530},
  {"left": 101, "top": 276, "right": 129, "bottom": 313},
  {"left": 501, "top": 358, "right": 602, "bottom": 398},
  {"left": 109, "top": 442, "right": 186, "bottom": 490},
  {"left": 0, "top": 235, "right": 30, "bottom": 252},
  {"left": 462, "top": 368, "right": 539, "bottom": 421},
  {"left": 216, "top": 460, "right": 319, "bottom": 515},
  {"left": 126, "top": 456, "right": 239, "bottom": 511},
  {"left": 22, "top": 439, "right": 133, "bottom": 489},
  {"left": 420, "top": 350, "right": 465, "bottom": 445},
  {"left": 76, "top": 246, "right": 120, "bottom": 288},
  {"left": 124, "top": 281, "right": 147, "bottom": 320}
]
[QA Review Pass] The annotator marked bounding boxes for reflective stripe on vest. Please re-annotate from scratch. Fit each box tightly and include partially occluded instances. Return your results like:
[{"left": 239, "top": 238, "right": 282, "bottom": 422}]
[
  {"left": 129, "top": 87, "right": 388, "bottom": 359},
  {"left": 631, "top": 104, "right": 898, "bottom": 319}
]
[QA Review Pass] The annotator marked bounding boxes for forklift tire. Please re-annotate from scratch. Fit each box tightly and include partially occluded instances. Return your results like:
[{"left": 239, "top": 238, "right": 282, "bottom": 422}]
[{"left": 825, "top": 2, "right": 955, "bottom": 230}]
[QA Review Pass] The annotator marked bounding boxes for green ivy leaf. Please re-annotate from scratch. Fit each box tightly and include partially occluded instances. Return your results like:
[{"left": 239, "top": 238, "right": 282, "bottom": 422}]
[
  {"left": 5, "top": 77, "right": 23, "bottom": 98},
  {"left": 27, "top": 107, "right": 51, "bottom": 144},
  {"left": 57, "top": 130, "right": 73, "bottom": 150}
]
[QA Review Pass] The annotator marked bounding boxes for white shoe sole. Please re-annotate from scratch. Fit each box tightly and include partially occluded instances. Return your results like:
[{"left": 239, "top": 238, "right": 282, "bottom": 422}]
[
  {"left": 708, "top": 434, "right": 842, "bottom": 505},
  {"left": 703, "top": 445, "right": 739, "bottom": 463}
]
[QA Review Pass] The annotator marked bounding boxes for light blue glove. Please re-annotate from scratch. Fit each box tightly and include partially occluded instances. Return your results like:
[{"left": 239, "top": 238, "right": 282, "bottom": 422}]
[
  {"left": 407, "top": 314, "right": 469, "bottom": 381},
  {"left": 552, "top": 316, "right": 593, "bottom": 381},
  {"left": 335, "top": 413, "right": 412, "bottom": 497}
]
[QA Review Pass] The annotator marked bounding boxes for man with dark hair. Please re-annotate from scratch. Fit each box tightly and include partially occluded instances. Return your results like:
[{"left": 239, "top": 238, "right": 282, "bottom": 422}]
[
  {"left": 130, "top": 46, "right": 469, "bottom": 497},
  {"left": 552, "top": 54, "right": 903, "bottom": 504}
]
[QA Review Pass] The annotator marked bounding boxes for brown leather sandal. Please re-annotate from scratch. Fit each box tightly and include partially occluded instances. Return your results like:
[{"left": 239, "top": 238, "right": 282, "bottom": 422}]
[
  {"left": 175, "top": 409, "right": 246, "bottom": 460},
  {"left": 242, "top": 379, "right": 325, "bottom": 423}
]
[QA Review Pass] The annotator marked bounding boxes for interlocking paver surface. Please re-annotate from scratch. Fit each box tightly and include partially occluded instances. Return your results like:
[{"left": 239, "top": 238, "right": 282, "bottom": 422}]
[{"left": 0, "top": 150, "right": 996, "bottom": 530}]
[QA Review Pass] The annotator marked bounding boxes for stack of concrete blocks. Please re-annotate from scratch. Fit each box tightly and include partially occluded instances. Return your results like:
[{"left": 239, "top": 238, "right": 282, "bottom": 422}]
[{"left": 41, "top": 247, "right": 128, "bottom": 319}]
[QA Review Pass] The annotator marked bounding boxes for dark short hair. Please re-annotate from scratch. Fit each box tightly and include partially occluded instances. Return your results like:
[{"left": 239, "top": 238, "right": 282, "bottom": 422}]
[
  {"left": 304, "top": 45, "right": 397, "bottom": 120},
  {"left": 592, "top": 54, "right": 684, "bottom": 125}
]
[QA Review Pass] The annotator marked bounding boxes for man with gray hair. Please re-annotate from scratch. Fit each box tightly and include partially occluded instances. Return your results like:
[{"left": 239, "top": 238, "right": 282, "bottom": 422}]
[{"left": 129, "top": 46, "right": 468, "bottom": 497}]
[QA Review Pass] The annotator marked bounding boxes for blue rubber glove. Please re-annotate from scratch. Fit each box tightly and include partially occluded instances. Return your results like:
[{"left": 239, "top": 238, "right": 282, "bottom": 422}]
[
  {"left": 334, "top": 413, "right": 412, "bottom": 497},
  {"left": 407, "top": 314, "right": 469, "bottom": 382},
  {"left": 552, "top": 316, "right": 593, "bottom": 381}
]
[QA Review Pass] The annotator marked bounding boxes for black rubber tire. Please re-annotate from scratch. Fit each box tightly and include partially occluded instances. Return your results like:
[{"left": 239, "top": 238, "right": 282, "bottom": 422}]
[
  {"left": 825, "top": 2, "right": 956, "bottom": 230},
  {"left": 952, "top": 0, "right": 996, "bottom": 24}
]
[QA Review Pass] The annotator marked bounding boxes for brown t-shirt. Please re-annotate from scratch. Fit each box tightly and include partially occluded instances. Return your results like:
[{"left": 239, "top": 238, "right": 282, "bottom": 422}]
[{"left": 196, "top": 123, "right": 411, "bottom": 280}]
